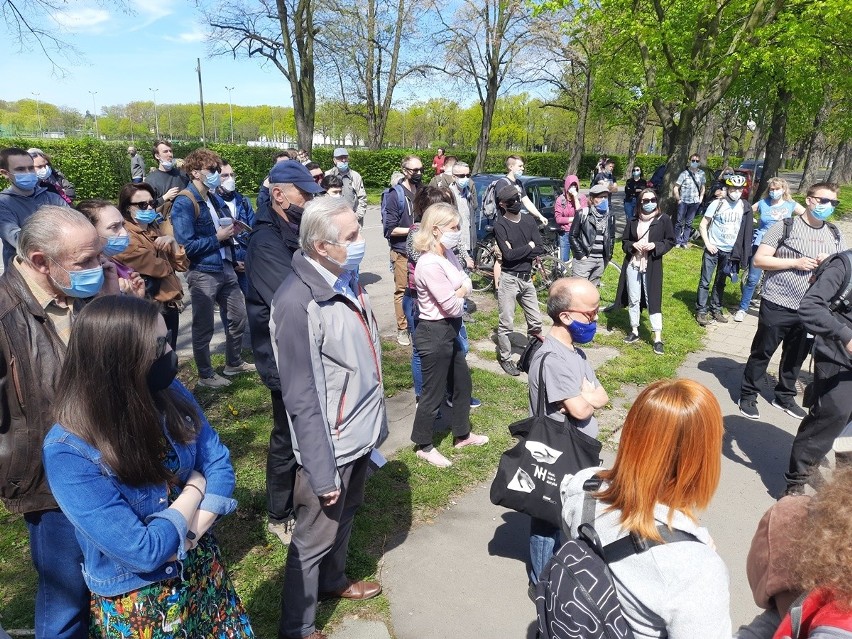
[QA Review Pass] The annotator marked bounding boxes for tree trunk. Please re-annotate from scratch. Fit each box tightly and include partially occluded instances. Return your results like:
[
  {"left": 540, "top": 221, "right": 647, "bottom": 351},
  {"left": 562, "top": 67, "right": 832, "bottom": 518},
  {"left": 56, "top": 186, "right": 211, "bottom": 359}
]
[
  {"left": 828, "top": 140, "right": 852, "bottom": 185},
  {"left": 625, "top": 103, "right": 649, "bottom": 178},
  {"left": 473, "top": 87, "right": 498, "bottom": 174},
  {"left": 661, "top": 106, "right": 698, "bottom": 215},
  {"left": 755, "top": 87, "right": 792, "bottom": 201},
  {"left": 798, "top": 96, "right": 833, "bottom": 192},
  {"left": 567, "top": 65, "right": 593, "bottom": 176},
  {"left": 697, "top": 109, "right": 717, "bottom": 160}
]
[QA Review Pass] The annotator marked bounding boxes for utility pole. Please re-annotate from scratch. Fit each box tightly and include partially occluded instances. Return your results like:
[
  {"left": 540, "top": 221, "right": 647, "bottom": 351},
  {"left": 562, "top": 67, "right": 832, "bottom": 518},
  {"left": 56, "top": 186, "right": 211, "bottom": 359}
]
[
  {"left": 196, "top": 58, "right": 206, "bottom": 142},
  {"left": 225, "top": 86, "right": 235, "bottom": 143},
  {"left": 31, "top": 92, "right": 43, "bottom": 135},
  {"left": 149, "top": 87, "right": 160, "bottom": 139},
  {"left": 88, "top": 91, "right": 99, "bottom": 139}
]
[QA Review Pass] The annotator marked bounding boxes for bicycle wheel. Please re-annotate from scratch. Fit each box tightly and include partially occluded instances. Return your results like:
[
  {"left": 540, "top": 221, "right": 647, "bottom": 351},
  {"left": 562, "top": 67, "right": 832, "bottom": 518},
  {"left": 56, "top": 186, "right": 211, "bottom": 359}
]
[
  {"left": 471, "top": 244, "right": 496, "bottom": 292},
  {"left": 532, "top": 255, "right": 568, "bottom": 292}
]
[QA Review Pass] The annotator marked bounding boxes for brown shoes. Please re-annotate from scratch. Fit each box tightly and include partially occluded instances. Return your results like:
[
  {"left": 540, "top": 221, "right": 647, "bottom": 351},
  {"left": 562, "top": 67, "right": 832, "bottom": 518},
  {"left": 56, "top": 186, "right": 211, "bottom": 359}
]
[
  {"left": 280, "top": 632, "right": 327, "bottom": 639},
  {"left": 321, "top": 579, "right": 382, "bottom": 600}
]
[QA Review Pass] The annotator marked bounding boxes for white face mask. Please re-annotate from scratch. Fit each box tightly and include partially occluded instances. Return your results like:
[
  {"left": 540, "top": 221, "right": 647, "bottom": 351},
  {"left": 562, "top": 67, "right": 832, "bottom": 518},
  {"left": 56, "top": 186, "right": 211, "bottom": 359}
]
[
  {"left": 727, "top": 190, "right": 743, "bottom": 202},
  {"left": 221, "top": 177, "right": 236, "bottom": 193},
  {"left": 439, "top": 229, "right": 461, "bottom": 249}
]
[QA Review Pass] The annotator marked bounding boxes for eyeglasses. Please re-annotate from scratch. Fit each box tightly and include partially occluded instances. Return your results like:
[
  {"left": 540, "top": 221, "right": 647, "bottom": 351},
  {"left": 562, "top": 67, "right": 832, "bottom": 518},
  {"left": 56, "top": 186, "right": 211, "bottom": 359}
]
[
  {"left": 813, "top": 196, "right": 840, "bottom": 206},
  {"left": 132, "top": 200, "right": 155, "bottom": 209},
  {"left": 155, "top": 330, "right": 173, "bottom": 358},
  {"left": 567, "top": 307, "right": 599, "bottom": 323},
  {"left": 405, "top": 167, "right": 423, "bottom": 173},
  {"left": 454, "top": 173, "right": 471, "bottom": 178},
  {"left": 205, "top": 165, "right": 221, "bottom": 173},
  {"left": 640, "top": 197, "right": 657, "bottom": 204}
]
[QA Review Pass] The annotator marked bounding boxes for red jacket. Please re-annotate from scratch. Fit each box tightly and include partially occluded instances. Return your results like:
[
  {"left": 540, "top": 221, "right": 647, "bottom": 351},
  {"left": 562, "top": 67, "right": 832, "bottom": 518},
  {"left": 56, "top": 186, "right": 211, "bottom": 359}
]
[{"left": 774, "top": 589, "right": 852, "bottom": 638}]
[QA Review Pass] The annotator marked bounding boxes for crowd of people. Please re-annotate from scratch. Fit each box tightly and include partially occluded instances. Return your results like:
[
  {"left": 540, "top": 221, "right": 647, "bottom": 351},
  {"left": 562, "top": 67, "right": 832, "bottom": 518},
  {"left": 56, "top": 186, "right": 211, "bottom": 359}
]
[{"left": 0, "top": 139, "right": 849, "bottom": 639}]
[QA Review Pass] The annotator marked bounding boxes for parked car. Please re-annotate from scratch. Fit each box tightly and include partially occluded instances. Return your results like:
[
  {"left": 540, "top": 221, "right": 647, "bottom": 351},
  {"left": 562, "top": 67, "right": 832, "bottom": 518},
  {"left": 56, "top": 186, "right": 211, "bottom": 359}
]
[
  {"left": 471, "top": 173, "right": 564, "bottom": 240},
  {"left": 739, "top": 160, "right": 764, "bottom": 184}
]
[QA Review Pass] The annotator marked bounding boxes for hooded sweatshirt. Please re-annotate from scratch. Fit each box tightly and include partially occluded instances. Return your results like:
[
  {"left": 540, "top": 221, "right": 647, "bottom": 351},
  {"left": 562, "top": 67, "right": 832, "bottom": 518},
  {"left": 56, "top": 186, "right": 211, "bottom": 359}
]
[{"left": 554, "top": 175, "right": 588, "bottom": 232}]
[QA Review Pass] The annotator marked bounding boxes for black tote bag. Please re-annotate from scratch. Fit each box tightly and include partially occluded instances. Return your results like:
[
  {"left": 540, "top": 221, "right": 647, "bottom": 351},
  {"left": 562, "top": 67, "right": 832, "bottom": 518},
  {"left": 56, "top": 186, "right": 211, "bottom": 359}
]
[{"left": 489, "top": 352, "right": 602, "bottom": 526}]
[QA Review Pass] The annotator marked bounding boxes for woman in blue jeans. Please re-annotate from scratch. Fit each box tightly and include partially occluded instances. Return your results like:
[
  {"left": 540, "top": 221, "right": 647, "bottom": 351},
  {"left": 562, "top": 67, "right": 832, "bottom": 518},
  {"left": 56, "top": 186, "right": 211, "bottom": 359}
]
[
  {"left": 43, "top": 296, "right": 253, "bottom": 637},
  {"left": 734, "top": 178, "right": 805, "bottom": 322}
]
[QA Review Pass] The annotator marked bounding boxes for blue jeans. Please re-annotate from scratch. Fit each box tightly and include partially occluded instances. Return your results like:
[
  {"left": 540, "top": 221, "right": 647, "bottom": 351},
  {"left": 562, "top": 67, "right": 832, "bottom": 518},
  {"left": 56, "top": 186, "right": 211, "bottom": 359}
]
[
  {"left": 24, "top": 509, "right": 89, "bottom": 639},
  {"left": 623, "top": 199, "right": 636, "bottom": 222},
  {"left": 402, "top": 291, "right": 423, "bottom": 397},
  {"left": 529, "top": 516, "right": 561, "bottom": 585},
  {"left": 558, "top": 231, "right": 571, "bottom": 262},
  {"left": 675, "top": 201, "right": 701, "bottom": 246},
  {"left": 696, "top": 249, "right": 732, "bottom": 314},
  {"left": 739, "top": 246, "right": 762, "bottom": 311}
]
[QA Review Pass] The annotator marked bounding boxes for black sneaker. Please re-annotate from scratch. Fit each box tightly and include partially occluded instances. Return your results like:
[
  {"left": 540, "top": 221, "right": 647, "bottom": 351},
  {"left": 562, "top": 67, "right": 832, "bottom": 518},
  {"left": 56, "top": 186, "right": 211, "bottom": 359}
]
[
  {"left": 772, "top": 399, "right": 807, "bottom": 419},
  {"left": 623, "top": 333, "right": 640, "bottom": 344},
  {"left": 653, "top": 341, "right": 664, "bottom": 355},
  {"left": 696, "top": 312, "right": 713, "bottom": 326},
  {"left": 739, "top": 396, "right": 760, "bottom": 420},
  {"left": 499, "top": 358, "right": 521, "bottom": 376},
  {"left": 711, "top": 310, "right": 729, "bottom": 323}
]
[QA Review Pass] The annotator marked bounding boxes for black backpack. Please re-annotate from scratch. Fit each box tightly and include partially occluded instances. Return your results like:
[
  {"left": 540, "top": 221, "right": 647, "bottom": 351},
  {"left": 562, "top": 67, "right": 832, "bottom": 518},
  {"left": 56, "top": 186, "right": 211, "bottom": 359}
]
[
  {"left": 535, "top": 478, "right": 698, "bottom": 639},
  {"left": 517, "top": 333, "right": 545, "bottom": 373}
]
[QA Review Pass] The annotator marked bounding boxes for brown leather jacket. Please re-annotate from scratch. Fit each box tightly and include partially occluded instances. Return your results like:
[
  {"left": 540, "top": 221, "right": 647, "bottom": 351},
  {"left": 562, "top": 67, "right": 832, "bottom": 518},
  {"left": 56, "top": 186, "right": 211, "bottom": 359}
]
[
  {"left": 0, "top": 265, "right": 69, "bottom": 513},
  {"left": 116, "top": 220, "right": 188, "bottom": 305}
]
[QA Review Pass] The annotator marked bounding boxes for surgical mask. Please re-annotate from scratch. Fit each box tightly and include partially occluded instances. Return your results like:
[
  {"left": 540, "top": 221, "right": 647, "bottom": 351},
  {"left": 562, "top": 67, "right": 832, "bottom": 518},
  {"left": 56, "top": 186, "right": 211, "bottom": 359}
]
[
  {"left": 329, "top": 239, "right": 366, "bottom": 271},
  {"left": 203, "top": 171, "right": 221, "bottom": 189},
  {"left": 727, "top": 190, "right": 742, "bottom": 202},
  {"left": 102, "top": 234, "right": 130, "bottom": 257},
  {"left": 440, "top": 230, "right": 461, "bottom": 249},
  {"left": 336, "top": 161, "right": 349, "bottom": 172},
  {"left": 514, "top": 168, "right": 524, "bottom": 177},
  {"left": 566, "top": 318, "right": 597, "bottom": 344},
  {"left": 690, "top": 161, "right": 699, "bottom": 169},
  {"left": 812, "top": 203, "right": 835, "bottom": 220},
  {"left": 160, "top": 159, "right": 174, "bottom": 170},
  {"left": 505, "top": 201, "right": 523, "bottom": 215},
  {"left": 221, "top": 177, "right": 236, "bottom": 193},
  {"left": 134, "top": 209, "right": 159, "bottom": 225},
  {"left": 12, "top": 173, "right": 39, "bottom": 191},
  {"left": 642, "top": 202, "right": 658, "bottom": 213},
  {"left": 769, "top": 189, "right": 783, "bottom": 201},
  {"left": 50, "top": 260, "right": 105, "bottom": 298},
  {"left": 632, "top": 170, "right": 641, "bottom": 177},
  {"left": 569, "top": 186, "right": 578, "bottom": 194},
  {"left": 594, "top": 199, "right": 609, "bottom": 213},
  {"left": 285, "top": 202, "right": 305, "bottom": 225},
  {"left": 36, "top": 166, "right": 52, "bottom": 180},
  {"left": 455, "top": 177, "right": 469, "bottom": 189},
  {"left": 147, "top": 350, "right": 178, "bottom": 393},
  {"left": 409, "top": 173, "right": 423, "bottom": 185}
]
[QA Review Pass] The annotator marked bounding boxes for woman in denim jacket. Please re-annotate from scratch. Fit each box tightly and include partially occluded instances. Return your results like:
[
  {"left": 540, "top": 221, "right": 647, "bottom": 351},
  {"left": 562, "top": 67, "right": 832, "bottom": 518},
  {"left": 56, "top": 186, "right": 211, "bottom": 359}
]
[{"left": 43, "top": 295, "right": 253, "bottom": 637}]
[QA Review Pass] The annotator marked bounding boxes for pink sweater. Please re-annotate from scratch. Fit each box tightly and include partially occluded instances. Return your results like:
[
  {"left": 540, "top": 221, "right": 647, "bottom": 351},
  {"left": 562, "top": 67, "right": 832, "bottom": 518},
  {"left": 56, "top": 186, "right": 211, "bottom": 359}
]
[{"left": 415, "top": 250, "right": 467, "bottom": 320}]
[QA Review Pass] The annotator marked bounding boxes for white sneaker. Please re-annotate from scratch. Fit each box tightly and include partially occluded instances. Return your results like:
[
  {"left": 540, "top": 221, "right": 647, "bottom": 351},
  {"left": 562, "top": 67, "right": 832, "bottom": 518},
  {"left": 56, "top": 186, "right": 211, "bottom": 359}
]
[
  {"left": 416, "top": 447, "right": 452, "bottom": 467},
  {"left": 223, "top": 361, "right": 257, "bottom": 376},
  {"left": 197, "top": 373, "right": 231, "bottom": 388},
  {"left": 734, "top": 309, "right": 746, "bottom": 322},
  {"left": 397, "top": 330, "right": 411, "bottom": 346}
]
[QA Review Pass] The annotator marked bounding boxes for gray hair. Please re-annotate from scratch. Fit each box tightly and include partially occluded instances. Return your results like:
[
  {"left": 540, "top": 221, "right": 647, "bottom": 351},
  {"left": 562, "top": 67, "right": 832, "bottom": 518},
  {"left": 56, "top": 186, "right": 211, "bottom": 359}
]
[
  {"left": 452, "top": 162, "right": 469, "bottom": 173},
  {"left": 18, "top": 206, "right": 94, "bottom": 261},
  {"left": 299, "top": 197, "right": 355, "bottom": 256},
  {"left": 546, "top": 278, "right": 574, "bottom": 323}
]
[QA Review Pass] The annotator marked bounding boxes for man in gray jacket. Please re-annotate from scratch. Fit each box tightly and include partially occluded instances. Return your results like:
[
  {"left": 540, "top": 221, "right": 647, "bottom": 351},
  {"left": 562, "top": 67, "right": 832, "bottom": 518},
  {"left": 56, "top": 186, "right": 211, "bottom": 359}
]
[
  {"left": 272, "top": 197, "right": 387, "bottom": 639},
  {"left": 324, "top": 147, "right": 367, "bottom": 224}
]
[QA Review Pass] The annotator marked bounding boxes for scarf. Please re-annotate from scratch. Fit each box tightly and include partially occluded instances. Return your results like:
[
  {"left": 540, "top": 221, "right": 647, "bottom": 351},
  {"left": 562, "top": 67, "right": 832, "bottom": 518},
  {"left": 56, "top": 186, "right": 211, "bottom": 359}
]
[{"left": 631, "top": 212, "right": 658, "bottom": 273}]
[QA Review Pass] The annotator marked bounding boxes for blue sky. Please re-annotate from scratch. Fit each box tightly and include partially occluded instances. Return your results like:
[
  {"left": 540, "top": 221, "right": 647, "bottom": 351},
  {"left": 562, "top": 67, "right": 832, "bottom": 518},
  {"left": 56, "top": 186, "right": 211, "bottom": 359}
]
[{"left": 2, "top": 0, "right": 298, "bottom": 112}]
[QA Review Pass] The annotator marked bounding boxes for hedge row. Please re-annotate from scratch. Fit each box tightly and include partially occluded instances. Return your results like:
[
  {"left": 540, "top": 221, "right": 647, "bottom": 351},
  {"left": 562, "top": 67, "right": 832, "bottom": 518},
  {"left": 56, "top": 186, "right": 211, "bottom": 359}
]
[{"left": 0, "top": 138, "right": 742, "bottom": 200}]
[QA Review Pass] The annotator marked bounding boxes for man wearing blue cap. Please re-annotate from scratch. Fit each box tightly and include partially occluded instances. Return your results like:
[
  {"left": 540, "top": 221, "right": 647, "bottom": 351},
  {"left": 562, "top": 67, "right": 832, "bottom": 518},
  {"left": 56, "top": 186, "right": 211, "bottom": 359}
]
[
  {"left": 325, "top": 148, "right": 367, "bottom": 225},
  {"left": 246, "top": 159, "right": 324, "bottom": 546}
]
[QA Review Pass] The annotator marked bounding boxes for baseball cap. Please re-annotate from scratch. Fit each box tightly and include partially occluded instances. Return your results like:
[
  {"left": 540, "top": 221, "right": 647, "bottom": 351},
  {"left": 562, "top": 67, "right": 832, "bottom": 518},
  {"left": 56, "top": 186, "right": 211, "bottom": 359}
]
[
  {"left": 268, "top": 160, "right": 325, "bottom": 193},
  {"left": 333, "top": 147, "right": 349, "bottom": 158},
  {"left": 496, "top": 182, "right": 521, "bottom": 203},
  {"left": 589, "top": 184, "right": 610, "bottom": 196}
]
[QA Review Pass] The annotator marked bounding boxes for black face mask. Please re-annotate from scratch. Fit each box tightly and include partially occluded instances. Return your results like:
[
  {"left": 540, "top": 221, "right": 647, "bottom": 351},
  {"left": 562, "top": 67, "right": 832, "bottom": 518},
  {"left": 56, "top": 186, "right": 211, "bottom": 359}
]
[
  {"left": 504, "top": 200, "right": 523, "bottom": 215},
  {"left": 409, "top": 173, "right": 423, "bottom": 186},
  {"left": 147, "top": 350, "right": 178, "bottom": 394},
  {"left": 286, "top": 203, "right": 305, "bottom": 225}
]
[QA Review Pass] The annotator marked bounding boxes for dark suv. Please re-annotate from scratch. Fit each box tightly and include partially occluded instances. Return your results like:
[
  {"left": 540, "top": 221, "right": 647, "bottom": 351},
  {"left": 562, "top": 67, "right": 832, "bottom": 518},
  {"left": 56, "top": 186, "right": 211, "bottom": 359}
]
[{"left": 471, "top": 173, "right": 564, "bottom": 223}]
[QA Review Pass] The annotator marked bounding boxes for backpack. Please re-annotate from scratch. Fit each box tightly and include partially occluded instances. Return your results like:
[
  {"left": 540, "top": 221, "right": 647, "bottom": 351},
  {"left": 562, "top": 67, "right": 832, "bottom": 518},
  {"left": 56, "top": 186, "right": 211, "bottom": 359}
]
[
  {"left": 481, "top": 179, "right": 502, "bottom": 220},
  {"left": 535, "top": 477, "right": 698, "bottom": 639},
  {"left": 156, "top": 188, "right": 200, "bottom": 236},
  {"left": 380, "top": 184, "right": 406, "bottom": 235},
  {"left": 807, "top": 250, "right": 852, "bottom": 313},
  {"left": 518, "top": 333, "right": 545, "bottom": 374},
  {"left": 780, "top": 215, "right": 841, "bottom": 252}
]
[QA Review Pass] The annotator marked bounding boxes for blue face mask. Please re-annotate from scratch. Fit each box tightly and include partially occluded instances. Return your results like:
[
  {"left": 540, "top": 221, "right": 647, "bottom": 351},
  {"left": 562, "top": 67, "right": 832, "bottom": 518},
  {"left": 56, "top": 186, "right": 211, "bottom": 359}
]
[
  {"left": 13, "top": 173, "right": 39, "bottom": 191},
  {"left": 812, "top": 203, "right": 835, "bottom": 220},
  {"left": 160, "top": 159, "right": 174, "bottom": 170},
  {"left": 330, "top": 239, "right": 366, "bottom": 271},
  {"left": 133, "top": 209, "right": 159, "bottom": 225},
  {"left": 642, "top": 202, "right": 658, "bottom": 213},
  {"left": 769, "top": 189, "right": 783, "bottom": 201},
  {"left": 567, "top": 318, "right": 597, "bottom": 344},
  {"left": 456, "top": 177, "right": 470, "bottom": 189},
  {"left": 102, "top": 234, "right": 130, "bottom": 257},
  {"left": 690, "top": 161, "right": 699, "bottom": 169},
  {"left": 594, "top": 199, "right": 609, "bottom": 213},
  {"left": 336, "top": 161, "right": 350, "bottom": 172},
  {"left": 514, "top": 168, "right": 524, "bottom": 177},
  {"left": 203, "top": 170, "right": 221, "bottom": 189},
  {"left": 50, "top": 259, "right": 105, "bottom": 298}
]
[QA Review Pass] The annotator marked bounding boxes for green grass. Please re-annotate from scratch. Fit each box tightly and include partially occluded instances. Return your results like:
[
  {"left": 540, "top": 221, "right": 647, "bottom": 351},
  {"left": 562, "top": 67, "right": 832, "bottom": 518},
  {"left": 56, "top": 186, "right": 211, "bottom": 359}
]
[{"left": 366, "top": 187, "right": 384, "bottom": 206}]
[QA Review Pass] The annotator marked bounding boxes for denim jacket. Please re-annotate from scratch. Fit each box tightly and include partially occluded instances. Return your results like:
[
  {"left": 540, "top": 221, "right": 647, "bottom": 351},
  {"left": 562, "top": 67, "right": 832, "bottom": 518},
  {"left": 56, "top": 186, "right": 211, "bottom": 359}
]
[
  {"left": 42, "top": 380, "right": 237, "bottom": 597},
  {"left": 170, "top": 183, "right": 231, "bottom": 273}
]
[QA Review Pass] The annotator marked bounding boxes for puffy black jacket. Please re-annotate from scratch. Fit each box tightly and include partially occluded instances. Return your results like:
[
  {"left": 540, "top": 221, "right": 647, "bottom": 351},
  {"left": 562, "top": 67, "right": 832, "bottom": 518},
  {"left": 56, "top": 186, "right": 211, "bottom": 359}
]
[{"left": 245, "top": 201, "right": 300, "bottom": 391}]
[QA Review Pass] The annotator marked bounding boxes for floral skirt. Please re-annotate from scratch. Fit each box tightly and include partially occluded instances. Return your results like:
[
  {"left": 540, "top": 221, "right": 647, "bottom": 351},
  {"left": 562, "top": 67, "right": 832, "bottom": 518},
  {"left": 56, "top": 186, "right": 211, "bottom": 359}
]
[{"left": 89, "top": 534, "right": 253, "bottom": 638}]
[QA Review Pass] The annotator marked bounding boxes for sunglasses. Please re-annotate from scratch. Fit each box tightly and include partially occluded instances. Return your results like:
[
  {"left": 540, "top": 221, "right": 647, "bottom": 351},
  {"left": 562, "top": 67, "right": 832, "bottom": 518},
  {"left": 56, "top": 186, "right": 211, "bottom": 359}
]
[
  {"left": 640, "top": 197, "right": 657, "bottom": 204},
  {"left": 405, "top": 167, "right": 424, "bottom": 173},
  {"left": 156, "top": 330, "right": 173, "bottom": 358},
  {"left": 132, "top": 200, "right": 155, "bottom": 209},
  {"left": 813, "top": 196, "right": 840, "bottom": 206},
  {"left": 455, "top": 173, "right": 471, "bottom": 178},
  {"left": 567, "top": 307, "right": 599, "bottom": 323}
]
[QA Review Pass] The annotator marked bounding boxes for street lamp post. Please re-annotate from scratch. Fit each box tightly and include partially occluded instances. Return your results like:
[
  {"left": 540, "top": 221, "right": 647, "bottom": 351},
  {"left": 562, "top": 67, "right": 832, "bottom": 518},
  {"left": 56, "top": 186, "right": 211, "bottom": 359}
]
[
  {"left": 149, "top": 88, "right": 160, "bottom": 139},
  {"left": 31, "top": 92, "right": 43, "bottom": 136},
  {"left": 225, "top": 86, "right": 235, "bottom": 143},
  {"left": 88, "top": 91, "right": 99, "bottom": 139}
]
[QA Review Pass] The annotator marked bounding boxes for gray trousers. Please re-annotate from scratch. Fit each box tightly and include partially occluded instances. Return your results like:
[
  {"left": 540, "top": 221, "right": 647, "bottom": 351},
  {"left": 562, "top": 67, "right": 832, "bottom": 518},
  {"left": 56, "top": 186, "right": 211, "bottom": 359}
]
[
  {"left": 572, "top": 255, "right": 606, "bottom": 287},
  {"left": 497, "top": 271, "right": 542, "bottom": 361},
  {"left": 626, "top": 263, "right": 662, "bottom": 332},
  {"left": 186, "top": 262, "right": 247, "bottom": 378},
  {"left": 278, "top": 454, "right": 370, "bottom": 638}
]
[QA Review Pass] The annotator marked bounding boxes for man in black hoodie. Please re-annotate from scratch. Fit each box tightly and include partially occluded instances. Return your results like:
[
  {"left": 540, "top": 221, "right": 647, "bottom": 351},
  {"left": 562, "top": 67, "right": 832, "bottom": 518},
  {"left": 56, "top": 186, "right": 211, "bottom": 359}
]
[{"left": 245, "top": 160, "right": 324, "bottom": 544}]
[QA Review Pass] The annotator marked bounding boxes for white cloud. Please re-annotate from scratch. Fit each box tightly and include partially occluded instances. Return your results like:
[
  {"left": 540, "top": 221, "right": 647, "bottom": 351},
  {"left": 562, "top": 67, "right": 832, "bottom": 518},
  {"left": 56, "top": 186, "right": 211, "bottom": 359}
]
[
  {"left": 132, "top": 0, "right": 174, "bottom": 29},
  {"left": 51, "top": 7, "right": 112, "bottom": 33},
  {"left": 163, "top": 28, "right": 207, "bottom": 44}
]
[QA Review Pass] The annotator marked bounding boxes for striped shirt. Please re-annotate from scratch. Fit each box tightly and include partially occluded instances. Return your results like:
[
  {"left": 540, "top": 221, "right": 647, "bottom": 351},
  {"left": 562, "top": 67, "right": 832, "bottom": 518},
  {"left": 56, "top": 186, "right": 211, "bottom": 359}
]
[
  {"left": 760, "top": 216, "right": 846, "bottom": 310},
  {"left": 589, "top": 211, "right": 609, "bottom": 257}
]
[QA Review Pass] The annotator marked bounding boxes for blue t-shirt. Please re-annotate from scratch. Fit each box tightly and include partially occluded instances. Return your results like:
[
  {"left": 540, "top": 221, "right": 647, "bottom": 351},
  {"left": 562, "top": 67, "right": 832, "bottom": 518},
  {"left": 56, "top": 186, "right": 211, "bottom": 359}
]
[{"left": 753, "top": 198, "right": 795, "bottom": 246}]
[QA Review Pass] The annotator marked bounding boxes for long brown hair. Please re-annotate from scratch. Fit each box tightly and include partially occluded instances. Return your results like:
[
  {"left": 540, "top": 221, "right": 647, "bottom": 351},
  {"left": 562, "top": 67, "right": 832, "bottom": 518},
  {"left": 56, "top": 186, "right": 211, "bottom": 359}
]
[
  {"left": 595, "top": 379, "right": 723, "bottom": 540},
  {"left": 117, "top": 182, "right": 156, "bottom": 221},
  {"left": 54, "top": 296, "right": 199, "bottom": 486}
]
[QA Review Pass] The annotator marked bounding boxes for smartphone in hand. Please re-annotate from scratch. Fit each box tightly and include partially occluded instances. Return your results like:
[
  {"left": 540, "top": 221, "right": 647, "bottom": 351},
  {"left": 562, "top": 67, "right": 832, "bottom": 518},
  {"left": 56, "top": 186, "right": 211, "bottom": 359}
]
[{"left": 233, "top": 219, "right": 253, "bottom": 233}]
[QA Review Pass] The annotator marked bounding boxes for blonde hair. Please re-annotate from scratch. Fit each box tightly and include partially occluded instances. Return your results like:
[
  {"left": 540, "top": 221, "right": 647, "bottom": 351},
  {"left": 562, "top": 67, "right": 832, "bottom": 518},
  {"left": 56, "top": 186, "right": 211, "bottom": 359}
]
[
  {"left": 595, "top": 379, "right": 723, "bottom": 541},
  {"left": 765, "top": 177, "right": 792, "bottom": 201},
  {"left": 412, "top": 203, "right": 460, "bottom": 255}
]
